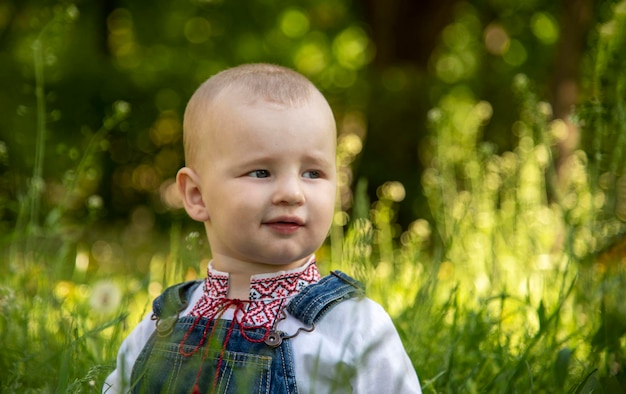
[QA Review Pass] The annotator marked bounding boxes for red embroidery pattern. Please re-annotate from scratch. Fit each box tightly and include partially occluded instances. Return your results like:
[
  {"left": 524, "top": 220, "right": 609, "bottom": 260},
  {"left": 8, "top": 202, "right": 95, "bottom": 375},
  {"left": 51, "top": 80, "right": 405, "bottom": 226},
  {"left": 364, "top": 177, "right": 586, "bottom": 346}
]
[{"left": 189, "top": 261, "right": 320, "bottom": 331}]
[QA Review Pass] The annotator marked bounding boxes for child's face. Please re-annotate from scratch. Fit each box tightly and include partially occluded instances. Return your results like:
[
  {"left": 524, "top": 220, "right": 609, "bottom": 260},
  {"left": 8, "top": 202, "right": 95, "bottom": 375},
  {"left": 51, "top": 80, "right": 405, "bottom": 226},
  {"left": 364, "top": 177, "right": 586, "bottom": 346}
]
[{"left": 190, "top": 88, "right": 337, "bottom": 270}]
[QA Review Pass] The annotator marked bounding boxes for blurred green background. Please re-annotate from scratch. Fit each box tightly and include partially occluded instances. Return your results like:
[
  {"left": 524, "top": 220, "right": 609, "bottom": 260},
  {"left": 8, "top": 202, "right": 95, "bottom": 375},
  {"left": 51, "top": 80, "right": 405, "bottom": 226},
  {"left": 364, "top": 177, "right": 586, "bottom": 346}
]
[{"left": 0, "top": 0, "right": 602, "bottom": 251}]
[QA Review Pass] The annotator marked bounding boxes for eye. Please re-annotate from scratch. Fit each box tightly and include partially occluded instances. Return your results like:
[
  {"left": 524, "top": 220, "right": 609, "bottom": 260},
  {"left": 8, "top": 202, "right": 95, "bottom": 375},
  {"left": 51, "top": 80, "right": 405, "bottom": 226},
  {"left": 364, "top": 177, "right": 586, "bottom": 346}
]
[
  {"left": 303, "top": 170, "right": 321, "bottom": 179},
  {"left": 248, "top": 170, "right": 271, "bottom": 178}
]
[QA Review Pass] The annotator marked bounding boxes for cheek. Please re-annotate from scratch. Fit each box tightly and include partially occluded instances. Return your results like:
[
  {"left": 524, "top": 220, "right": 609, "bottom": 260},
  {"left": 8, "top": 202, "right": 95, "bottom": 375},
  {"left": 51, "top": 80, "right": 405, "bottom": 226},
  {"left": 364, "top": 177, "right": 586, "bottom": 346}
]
[
  {"left": 214, "top": 190, "right": 262, "bottom": 221},
  {"left": 204, "top": 180, "right": 252, "bottom": 209},
  {"left": 313, "top": 186, "right": 336, "bottom": 221}
]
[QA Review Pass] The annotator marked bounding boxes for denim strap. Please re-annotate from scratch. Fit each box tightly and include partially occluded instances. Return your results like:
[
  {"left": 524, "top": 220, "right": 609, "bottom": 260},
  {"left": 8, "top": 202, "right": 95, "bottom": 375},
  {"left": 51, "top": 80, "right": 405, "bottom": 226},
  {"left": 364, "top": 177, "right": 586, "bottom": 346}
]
[
  {"left": 286, "top": 270, "right": 365, "bottom": 326},
  {"left": 151, "top": 280, "right": 203, "bottom": 336},
  {"left": 152, "top": 280, "right": 202, "bottom": 318}
]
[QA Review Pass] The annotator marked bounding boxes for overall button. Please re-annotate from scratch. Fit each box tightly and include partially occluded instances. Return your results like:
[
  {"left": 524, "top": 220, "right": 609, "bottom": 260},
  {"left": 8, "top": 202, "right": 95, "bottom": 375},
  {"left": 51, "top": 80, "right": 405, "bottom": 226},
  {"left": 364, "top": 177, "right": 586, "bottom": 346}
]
[
  {"left": 155, "top": 316, "right": 177, "bottom": 336},
  {"left": 265, "top": 331, "right": 283, "bottom": 347}
]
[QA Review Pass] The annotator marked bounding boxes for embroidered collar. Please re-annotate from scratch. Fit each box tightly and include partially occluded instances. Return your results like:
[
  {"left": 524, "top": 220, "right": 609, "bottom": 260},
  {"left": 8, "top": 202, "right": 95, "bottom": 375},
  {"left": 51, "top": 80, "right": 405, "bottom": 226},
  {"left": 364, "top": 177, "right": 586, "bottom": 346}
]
[{"left": 188, "top": 257, "right": 320, "bottom": 329}]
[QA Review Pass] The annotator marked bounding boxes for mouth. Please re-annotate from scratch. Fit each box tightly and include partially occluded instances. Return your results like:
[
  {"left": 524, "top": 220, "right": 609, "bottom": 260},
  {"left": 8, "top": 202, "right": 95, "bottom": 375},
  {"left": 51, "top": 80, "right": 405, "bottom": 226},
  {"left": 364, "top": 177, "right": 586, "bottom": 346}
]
[{"left": 263, "top": 216, "right": 304, "bottom": 233}]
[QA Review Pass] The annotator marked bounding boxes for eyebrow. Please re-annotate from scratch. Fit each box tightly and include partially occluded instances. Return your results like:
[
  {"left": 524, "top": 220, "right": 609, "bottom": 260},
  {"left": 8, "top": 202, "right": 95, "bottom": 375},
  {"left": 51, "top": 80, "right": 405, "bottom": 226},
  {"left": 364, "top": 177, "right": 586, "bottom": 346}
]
[{"left": 234, "top": 152, "right": 335, "bottom": 169}]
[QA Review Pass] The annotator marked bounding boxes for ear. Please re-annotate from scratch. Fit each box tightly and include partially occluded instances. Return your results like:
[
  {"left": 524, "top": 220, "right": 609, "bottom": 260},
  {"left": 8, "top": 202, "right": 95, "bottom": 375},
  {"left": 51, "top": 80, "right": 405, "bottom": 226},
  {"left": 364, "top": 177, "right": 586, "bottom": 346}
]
[{"left": 176, "top": 167, "right": 211, "bottom": 222}]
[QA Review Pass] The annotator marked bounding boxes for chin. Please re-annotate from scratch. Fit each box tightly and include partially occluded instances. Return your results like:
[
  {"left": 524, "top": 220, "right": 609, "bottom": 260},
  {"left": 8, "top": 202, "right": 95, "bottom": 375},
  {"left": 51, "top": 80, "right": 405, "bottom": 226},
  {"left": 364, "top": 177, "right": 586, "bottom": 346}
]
[{"left": 264, "top": 254, "right": 312, "bottom": 267}]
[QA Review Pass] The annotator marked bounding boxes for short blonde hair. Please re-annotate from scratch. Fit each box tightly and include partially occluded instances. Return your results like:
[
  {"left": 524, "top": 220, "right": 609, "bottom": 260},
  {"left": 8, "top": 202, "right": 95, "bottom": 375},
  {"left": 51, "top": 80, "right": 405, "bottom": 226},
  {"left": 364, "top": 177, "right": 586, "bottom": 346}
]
[{"left": 183, "top": 63, "right": 320, "bottom": 167}]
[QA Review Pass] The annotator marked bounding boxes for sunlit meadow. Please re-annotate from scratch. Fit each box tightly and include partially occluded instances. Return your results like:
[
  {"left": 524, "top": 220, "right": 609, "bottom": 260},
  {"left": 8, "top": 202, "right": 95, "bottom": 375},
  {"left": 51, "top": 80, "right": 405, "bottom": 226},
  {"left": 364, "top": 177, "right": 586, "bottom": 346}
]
[{"left": 3, "top": 2, "right": 626, "bottom": 393}]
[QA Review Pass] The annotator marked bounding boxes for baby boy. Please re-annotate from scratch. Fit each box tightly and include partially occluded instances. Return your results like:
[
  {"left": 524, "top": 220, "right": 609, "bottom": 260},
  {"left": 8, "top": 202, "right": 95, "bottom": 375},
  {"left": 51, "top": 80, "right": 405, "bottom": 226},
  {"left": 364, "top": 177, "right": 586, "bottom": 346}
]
[{"left": 104, "top": 63, "right": 421, "bottom": 393}]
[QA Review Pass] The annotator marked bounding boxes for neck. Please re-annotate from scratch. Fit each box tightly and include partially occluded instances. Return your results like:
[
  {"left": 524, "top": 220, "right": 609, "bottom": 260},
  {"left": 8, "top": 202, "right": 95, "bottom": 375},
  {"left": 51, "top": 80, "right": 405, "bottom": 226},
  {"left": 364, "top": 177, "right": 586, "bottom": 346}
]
[{"left": 211, "top": 255, "right": 313, "bottom": 299}]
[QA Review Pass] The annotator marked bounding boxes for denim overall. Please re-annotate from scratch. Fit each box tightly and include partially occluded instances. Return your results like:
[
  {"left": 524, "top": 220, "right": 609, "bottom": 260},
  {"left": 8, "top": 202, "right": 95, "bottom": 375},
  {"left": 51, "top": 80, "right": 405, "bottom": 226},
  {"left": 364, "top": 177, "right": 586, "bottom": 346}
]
[{"left": 130, "top": 271, "right": 364, "bottom": 394}]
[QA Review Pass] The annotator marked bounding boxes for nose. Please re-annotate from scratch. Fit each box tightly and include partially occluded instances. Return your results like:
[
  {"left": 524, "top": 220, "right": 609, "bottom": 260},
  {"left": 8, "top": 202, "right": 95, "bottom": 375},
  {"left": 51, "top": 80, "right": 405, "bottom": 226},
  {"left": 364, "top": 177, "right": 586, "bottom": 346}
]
[{"left": 272, "top": 175, "right": 305, "bottom": 206}]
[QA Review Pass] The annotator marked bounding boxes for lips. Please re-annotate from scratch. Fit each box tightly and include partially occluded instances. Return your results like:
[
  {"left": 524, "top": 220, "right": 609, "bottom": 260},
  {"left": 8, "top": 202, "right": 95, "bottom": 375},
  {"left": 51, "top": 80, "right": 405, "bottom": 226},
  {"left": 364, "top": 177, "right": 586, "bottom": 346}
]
[{"left": 264, "top": 216, "right": 304, "bottom": 234}]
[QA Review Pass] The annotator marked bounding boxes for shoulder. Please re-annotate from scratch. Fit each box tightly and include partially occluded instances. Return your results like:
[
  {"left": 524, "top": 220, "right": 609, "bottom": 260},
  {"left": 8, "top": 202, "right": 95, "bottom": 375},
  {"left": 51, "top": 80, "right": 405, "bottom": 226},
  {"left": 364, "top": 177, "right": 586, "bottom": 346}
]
[
  {"left": 292, "top": 270, "right": 394, "bottom": 337},
  {"left": 103, "top": 280, "right": 206, "bottom": 393},
  {"left": 317, "top": 296, "right": 396, "bottom": 340},
  {"left": 287, "top": 295, "right": 422, "bottom": 393},
  {"left": 153, "top": 280, "right": 204, "bottom": 318},
  {"left": 304, "top": 270, "right": 392, "bottom": 329},
  {"left": 119, "top": 280, "right": 205, "bottom": 355}
]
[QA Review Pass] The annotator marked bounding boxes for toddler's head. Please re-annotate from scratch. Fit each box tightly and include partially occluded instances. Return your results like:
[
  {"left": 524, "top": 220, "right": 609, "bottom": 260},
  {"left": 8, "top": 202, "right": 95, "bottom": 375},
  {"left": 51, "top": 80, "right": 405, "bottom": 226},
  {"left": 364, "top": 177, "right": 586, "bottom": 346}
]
[{"left": 177, "top": 64, "right": 337, "bottom": 273}]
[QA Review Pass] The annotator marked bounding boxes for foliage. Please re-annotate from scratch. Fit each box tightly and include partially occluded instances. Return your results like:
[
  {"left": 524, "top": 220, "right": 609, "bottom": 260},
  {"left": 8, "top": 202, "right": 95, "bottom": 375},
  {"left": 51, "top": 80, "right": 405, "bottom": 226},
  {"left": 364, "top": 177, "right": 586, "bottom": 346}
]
[{"left": 3, "top": 0, "right": 626, "bottom": 393}]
